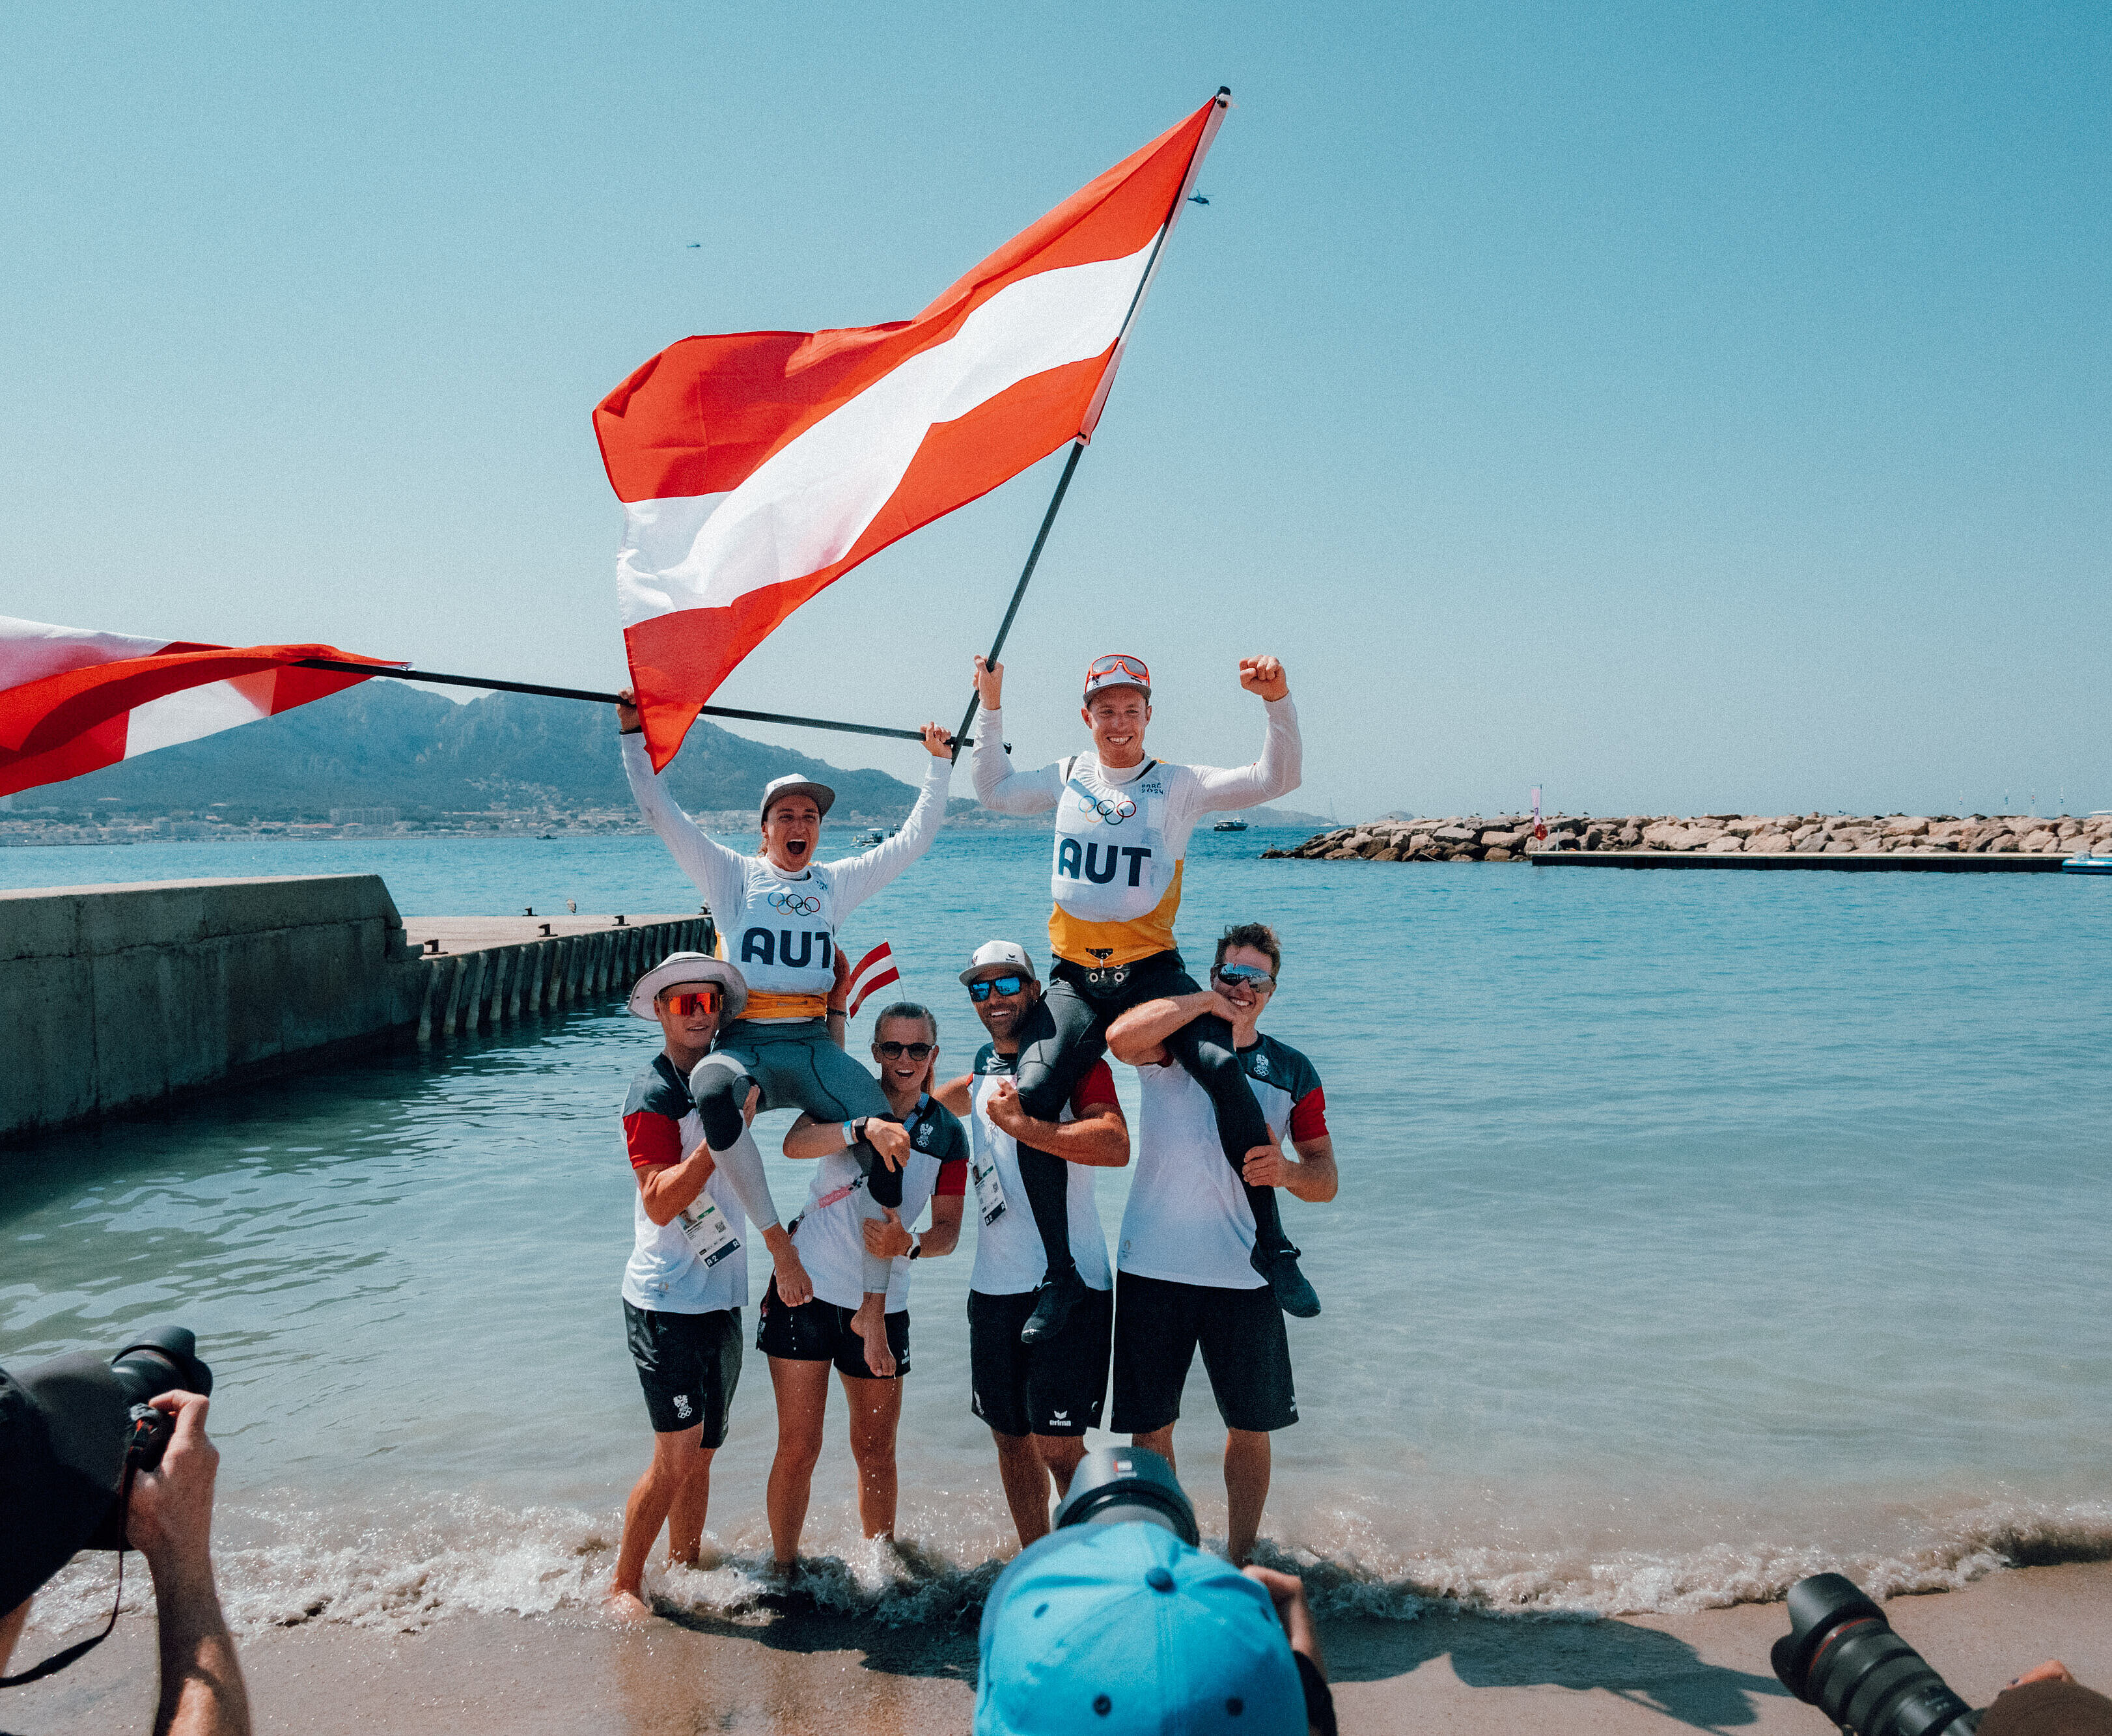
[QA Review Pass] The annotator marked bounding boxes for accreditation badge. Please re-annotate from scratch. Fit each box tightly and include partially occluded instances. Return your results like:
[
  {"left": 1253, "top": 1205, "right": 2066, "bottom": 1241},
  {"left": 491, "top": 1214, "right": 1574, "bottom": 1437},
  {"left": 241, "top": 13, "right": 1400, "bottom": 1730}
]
[
  {"left": 676, "top": 1196, "right": 742, "bottom": 1268},
  {"left": 969, "top": 1148, "right": 1008, "bottom": 1227}
]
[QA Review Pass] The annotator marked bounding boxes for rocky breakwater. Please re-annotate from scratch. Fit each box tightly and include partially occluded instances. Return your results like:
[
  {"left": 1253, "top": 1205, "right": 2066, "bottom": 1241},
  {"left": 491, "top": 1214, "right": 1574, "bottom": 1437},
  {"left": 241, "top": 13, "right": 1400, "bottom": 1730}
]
[{"left": 1264, "top": 812, "right": 2112, "bottom": 864}]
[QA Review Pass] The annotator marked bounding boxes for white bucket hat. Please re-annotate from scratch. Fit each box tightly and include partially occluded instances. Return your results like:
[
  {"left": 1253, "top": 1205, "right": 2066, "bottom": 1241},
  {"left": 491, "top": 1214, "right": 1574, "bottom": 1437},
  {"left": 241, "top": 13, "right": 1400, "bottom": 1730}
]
[
  {"left": 758, "top": 773, "right": 835, "bottom": 822},
  {"left": 628, "top": 952, "right": 749, "bottom": 1021}
]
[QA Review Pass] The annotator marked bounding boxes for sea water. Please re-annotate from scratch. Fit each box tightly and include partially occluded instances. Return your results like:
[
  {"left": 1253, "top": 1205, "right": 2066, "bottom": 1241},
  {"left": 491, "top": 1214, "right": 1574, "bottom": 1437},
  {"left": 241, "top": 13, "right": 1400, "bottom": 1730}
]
[{"left": 4, "top": 831, "right": 2109, "bottom": 1633}]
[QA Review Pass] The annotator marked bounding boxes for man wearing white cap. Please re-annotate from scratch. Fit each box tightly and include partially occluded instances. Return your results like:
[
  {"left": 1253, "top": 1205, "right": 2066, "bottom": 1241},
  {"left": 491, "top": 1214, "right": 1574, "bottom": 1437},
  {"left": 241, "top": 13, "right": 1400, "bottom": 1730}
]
[
  {"left": 968, "top": 651, "right": 1316, "bottom": 1342},
  {"left": 934, "top": 941, "right": 1129, "bottom": 1546},
  {"left": 609, "top": 952, "right": 753, "bottom": 1621},
  {"left": 618, "top": 691, "right": 954, "bottom": 1379}
]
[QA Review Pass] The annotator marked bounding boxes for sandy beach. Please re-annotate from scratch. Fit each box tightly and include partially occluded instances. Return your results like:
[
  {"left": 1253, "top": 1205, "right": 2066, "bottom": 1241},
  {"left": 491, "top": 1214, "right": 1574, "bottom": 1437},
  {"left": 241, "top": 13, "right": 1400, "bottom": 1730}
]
[{"left": 8, "top": 1560, "right": 2108, "bottom": 1734}]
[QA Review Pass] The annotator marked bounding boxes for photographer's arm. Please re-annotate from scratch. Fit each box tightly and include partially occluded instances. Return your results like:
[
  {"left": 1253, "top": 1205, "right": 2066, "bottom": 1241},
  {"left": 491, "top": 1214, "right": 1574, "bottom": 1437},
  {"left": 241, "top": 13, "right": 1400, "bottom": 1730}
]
[
  {"left": 126, "top": 1393, "right": 251, "bottom": 1736},
  {"left": 1243, "top": 1566, "right": 1334, "bottom": 1736}
]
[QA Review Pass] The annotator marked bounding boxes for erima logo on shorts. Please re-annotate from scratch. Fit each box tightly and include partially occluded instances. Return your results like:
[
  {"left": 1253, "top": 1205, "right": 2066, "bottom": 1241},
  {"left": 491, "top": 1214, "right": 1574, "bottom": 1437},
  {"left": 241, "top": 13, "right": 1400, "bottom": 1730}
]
[
  {"left": 1049, "top": 1409, "right": 1070, "bottom": 1426},
  {"left": 673, "top": 1394, "right": 693, "bottom": 1419}
]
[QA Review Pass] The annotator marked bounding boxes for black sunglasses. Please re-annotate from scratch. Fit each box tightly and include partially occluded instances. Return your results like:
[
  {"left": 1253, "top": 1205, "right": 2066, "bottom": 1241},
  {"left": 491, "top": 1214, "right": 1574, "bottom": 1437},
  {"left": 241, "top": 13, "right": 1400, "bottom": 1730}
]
[
  {"left": 876, "top": 1041, "right": 935, "bottom": 1060},
  {"left": 968, "top": 974, "right": 1030, "bottom": 1002}
]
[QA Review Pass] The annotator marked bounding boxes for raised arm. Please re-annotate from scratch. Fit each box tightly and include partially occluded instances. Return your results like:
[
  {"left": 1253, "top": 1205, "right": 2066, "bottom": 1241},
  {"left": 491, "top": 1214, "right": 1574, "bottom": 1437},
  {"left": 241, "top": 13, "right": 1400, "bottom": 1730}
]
[
  {"left": 826, "top": 728, "right": 954, "bottom": 913},
  {"left": 619, "top": 719, "right": 749, "bottom": 912},
  {"left": 933, "top": 1071, "right": 974, "bottom": 1116},
  {"left": 969, "top": 656, "right": 1064, "bottom": 816},
  {"left": 1178, "top": 659, "right": 1303, "bottom": 820},
  {"left": 1107, "top": 988, "right": 1238, "bottom": 1066}
]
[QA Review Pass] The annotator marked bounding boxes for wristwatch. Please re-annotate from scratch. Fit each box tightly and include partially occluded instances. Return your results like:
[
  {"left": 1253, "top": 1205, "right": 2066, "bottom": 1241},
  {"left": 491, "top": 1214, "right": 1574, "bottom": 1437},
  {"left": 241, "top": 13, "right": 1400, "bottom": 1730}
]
[{"left": 908, "top": 1233, "right": 923, "bottom": 1260}]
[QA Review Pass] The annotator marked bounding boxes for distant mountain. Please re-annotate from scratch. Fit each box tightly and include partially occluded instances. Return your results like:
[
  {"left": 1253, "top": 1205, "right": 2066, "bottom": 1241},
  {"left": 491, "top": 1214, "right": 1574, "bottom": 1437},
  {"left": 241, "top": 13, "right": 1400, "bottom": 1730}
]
[{"left": 25, "top": 680, "right": 926, "bottom": 823}]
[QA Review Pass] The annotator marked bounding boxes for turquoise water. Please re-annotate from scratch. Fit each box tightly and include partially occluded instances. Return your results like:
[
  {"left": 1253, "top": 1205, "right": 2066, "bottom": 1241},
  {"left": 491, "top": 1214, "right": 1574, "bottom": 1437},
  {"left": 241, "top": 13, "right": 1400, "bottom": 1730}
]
[{"left": 5, "top": 832, "right": 2109, "bottom": 1629}]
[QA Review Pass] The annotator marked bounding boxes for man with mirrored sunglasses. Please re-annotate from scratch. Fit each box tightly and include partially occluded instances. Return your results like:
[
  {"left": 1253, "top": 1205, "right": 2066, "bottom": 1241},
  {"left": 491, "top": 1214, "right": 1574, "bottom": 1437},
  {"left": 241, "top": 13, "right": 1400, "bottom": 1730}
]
[
  {"left": 934, "top": 941, "right": 1130, "bottom": 1546},
  {"left": 969, "top": 649, "right": 1314, "bottom": 1342},
  {"left": 1107, "top": 923, "right": 1339, "bottom": 1566}
]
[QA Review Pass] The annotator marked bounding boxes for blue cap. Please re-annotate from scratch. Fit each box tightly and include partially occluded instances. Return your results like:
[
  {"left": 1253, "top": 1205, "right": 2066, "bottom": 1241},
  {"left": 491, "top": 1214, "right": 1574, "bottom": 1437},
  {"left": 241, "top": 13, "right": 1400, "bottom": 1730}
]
[{"left": 975, "top": 1522, "right": 1305, "bottom": 1736}]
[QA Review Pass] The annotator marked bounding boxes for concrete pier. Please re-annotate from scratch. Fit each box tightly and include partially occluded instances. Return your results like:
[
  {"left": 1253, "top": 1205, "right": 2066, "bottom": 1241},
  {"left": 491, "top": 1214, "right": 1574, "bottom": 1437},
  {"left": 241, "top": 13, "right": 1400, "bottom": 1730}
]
[{"left": 1, "top": 876, "right": 716, "bottom": 1144}]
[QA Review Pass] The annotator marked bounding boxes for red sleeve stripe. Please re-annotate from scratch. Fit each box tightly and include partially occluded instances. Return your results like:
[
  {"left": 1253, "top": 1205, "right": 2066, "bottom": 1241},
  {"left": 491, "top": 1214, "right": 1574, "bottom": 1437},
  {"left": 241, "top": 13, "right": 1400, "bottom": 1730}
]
[
  {"left": 624, "top": 1110, "right": 684, "bottom": 1169},
  {"left": 933, "top": 1158, "right": 968, "bottom": 1198},
  {"left": 1289, "top": 1086, "right": 1328, "bottom": 1144},
  {"left": 1070, "top": 1060, "right": 1120, "bottom": 1115}
]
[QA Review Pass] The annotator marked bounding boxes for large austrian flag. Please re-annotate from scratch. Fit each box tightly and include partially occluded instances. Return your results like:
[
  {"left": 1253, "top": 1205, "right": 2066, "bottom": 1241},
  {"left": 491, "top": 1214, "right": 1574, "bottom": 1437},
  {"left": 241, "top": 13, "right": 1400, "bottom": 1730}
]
[
  {"left": 0, "top": 615, "right": 400, "bottom": 798},
  {"left": 595, "top": 91, "right": 1228, "bottom": 768}
]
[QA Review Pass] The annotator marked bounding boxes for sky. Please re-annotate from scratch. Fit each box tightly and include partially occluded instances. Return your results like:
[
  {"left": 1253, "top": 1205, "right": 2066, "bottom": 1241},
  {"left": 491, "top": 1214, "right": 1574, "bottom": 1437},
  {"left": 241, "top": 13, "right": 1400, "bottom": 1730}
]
[{"left": 3, "top": 2, "right": 2106, "bottom": 820}]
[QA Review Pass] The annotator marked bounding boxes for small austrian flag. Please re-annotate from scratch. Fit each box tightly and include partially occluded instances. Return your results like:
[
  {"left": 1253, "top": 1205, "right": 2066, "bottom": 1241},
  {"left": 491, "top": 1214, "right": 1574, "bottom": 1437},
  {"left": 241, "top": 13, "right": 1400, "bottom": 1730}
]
[{"left": 846, "top": 943, "right": 902, "bottom": 1020}]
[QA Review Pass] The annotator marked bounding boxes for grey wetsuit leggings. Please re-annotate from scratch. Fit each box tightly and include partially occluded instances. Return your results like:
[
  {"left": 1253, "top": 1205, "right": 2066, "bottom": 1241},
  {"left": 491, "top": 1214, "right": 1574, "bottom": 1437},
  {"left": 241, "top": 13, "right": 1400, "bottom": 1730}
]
[{"left": 688, "top": 1019, "right": 902, "bottom": 1296}]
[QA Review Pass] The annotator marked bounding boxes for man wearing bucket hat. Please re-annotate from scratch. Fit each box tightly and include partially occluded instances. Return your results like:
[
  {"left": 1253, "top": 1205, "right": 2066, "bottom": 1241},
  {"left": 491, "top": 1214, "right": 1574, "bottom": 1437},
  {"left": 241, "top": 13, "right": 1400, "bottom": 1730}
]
[
  {"left": 618, "top": 691, "right": 955, "bottom": 1380},
  {"left": 608, "top": 951, "right": 755, "bottom": 1621},
  {"left": 968, "top": 651, "right": 1317, "bottom": 1343},
  {"left": 975, "top": 1444, "right": 1336, "bottom": 1736}
]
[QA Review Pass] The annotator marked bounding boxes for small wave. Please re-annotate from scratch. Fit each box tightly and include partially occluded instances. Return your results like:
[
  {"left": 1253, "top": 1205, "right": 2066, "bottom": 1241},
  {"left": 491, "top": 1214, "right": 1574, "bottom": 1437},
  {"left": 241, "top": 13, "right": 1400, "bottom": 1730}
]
[{"left": 25, "top": 1493, "right": 2112, "bottom": 1639}]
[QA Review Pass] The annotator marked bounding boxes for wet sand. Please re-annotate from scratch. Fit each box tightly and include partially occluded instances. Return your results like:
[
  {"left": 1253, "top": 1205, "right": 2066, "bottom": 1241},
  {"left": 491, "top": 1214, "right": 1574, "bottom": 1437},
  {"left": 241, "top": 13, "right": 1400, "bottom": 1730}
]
[{"left": 9, "top": 1560, "right": 2110, "bottom": 1734}]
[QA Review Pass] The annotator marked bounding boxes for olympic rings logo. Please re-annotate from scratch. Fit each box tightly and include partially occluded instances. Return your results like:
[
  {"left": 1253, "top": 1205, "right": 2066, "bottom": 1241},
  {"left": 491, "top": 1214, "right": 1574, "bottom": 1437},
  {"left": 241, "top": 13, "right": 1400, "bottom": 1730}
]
[
  {"left": 1075, "top": 793, "right": 1138, "bottom": 825},
  {"left": 767, "top": 890, "right": 822, "bottom": 916}
]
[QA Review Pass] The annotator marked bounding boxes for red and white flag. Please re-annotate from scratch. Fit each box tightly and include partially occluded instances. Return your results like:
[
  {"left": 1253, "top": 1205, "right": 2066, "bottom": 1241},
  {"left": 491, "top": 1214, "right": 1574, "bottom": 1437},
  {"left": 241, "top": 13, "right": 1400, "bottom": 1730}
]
[
  {"left": 0, "top": 616, "right": 401, "bottom": 798},
  {"left": 845, "top": 942, "right": 902, "bottom": 1021},
  {"left": 594, "top": 91, "right": 1229, "bottom": 768}
]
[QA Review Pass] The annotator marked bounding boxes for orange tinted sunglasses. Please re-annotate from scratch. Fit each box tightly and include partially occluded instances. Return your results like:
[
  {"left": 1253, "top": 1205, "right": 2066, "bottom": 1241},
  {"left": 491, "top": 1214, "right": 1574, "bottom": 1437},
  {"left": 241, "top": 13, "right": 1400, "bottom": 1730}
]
[{"left": 661, "top": 988, "right": 721, "bottom": 1016}]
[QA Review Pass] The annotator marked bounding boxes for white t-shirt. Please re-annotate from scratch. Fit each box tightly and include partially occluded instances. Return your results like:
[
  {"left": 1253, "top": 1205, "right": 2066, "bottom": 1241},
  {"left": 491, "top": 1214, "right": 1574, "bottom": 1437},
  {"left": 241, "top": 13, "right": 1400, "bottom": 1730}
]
[
  {"left": 620, "top": 1054, "right": 750, "bottom": 1313},
  {"left": 789, "top": 1094, "right": 969, "bottom": 1311},
  {"left": 966, "top": 1045, "right": 1123, "bottom": 1297},
  {"left": 1119, "top": 1033, "right": 1328, "bottom": 1290}
]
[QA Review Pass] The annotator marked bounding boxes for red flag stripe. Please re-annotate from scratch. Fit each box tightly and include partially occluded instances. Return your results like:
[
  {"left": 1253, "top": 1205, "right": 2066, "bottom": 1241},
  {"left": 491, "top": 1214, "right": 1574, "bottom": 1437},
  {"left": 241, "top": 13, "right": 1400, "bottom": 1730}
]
[{"left": 847, "top": 967, "right": 900, "bottom": 1022}]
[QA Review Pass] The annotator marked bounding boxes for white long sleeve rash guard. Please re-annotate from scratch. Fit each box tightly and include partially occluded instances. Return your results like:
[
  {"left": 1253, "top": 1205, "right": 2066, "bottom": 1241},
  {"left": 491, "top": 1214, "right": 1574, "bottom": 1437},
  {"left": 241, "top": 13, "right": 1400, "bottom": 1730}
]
[
  {"left": 970, "top": 695, "right": 1301, "bottom": 969},
  {"left": 623, "top": 734, "right": 953, "bottom": 994}
]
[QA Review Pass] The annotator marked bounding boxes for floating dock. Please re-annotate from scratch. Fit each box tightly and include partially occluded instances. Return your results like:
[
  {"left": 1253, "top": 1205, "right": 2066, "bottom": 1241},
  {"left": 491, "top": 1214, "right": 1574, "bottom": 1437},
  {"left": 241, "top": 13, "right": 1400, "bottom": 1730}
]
[{"left": 1530, "top": 851, "right": 2063, "bottom": 872}]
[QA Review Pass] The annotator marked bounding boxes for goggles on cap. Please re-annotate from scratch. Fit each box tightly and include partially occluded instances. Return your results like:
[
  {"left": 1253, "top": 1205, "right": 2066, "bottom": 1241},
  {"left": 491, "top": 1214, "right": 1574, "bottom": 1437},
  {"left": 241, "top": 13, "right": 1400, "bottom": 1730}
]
[
  {"left": 659, "top": 987, "right": 722, "bottom": 1017},
  {"left": 968, "top": 974, "right": 1031, "bottom": 1002},
  {"left": 1084, "top": 653, "right": 1150, "bottom": 689}
]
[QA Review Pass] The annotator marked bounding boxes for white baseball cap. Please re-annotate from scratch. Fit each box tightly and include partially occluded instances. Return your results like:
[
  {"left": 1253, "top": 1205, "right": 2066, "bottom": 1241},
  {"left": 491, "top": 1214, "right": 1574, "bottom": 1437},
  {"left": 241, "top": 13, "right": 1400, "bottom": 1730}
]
[
  {"left": 758, "top": 773, "right": 835, "bottom": 822},
  {"left": 629, "top": 952, "right": 749, "bottom": 1021},
  {"left": 1082, "top": 652, "right": 1152, "bottom": 701},
  {"left": 960, "top": 939, "right": 1038, "bottom": 985}
]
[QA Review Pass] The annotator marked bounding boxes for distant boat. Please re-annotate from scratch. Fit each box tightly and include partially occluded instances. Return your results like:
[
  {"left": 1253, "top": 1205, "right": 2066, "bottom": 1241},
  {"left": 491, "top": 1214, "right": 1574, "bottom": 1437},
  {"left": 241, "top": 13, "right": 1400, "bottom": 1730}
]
[
  {"left": 855, "top": 828, "right": 887, "bottom": 847},
  {"left": 2064, "top": 812, "right": 2112, "bottom": 874},
  {"left": 1212, "top": 819, "right": 1249, "bottom": 833}
]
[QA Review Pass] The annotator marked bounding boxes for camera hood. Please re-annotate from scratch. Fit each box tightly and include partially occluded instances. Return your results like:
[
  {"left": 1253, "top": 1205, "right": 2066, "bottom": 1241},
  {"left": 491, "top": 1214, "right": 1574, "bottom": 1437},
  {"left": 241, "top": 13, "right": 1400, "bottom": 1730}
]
[
  {"left": 0, "top": 1354, "right": 132, "bottom": 1617},
  {"left": 1053, "top": 1445, "right": 1201, "bottom": 1546}
]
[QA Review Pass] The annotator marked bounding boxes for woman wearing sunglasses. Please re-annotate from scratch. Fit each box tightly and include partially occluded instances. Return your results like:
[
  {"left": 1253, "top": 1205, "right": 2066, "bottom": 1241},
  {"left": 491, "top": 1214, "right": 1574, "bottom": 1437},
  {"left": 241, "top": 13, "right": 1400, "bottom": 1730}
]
[
  {"left": 967, "top": 650, "right": 1316, "bottom": 1342},
  {"left": 764, "top": 1004, "right": 967, "bottom": 1573}
]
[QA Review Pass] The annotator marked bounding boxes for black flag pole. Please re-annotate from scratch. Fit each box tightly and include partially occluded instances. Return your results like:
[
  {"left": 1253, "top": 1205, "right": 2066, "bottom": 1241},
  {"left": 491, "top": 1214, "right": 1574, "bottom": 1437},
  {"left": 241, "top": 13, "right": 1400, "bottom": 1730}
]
[
  {"left": 292, "top": 659, "right": 961, "bottom": 747},
  {"left": 947, "top": 85, "right": 1230, "bottom": 765}
]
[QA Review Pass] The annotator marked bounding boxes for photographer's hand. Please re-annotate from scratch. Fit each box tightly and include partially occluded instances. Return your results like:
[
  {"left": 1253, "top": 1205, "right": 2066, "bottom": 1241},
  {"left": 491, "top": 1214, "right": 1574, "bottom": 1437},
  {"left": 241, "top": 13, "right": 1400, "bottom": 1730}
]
[
  {"left": 127, "top": 1393, "right": 251, "bottom": 1736},
  {"left": 1244, "top": 1565, "right": 1335, "bottom": 1735}
]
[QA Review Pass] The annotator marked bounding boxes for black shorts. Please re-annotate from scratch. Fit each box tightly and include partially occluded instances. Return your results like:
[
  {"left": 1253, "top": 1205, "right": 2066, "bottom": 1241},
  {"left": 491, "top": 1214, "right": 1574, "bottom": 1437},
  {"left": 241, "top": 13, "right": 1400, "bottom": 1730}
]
[
  {"left": 968, "top": 1284, "right": 1113, "bottom": 1438},
  {"left": 624, "top": 1301, "right": 743, "bottom": 1444},
  {"left": 755, "top": 1276, "right": 910, "bottom": 1379},
  {"left": 1111, "top": 1271, "right": 1298, "bottom": 1435}
]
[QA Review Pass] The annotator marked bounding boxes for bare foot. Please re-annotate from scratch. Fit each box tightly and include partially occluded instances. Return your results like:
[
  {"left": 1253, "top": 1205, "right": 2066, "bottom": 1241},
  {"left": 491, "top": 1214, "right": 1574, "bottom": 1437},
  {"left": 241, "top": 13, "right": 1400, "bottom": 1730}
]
[
  {"left": 852, "top": 1296, "right": 896, "bottom": 1378},
  {"left": 773, "top": 1247, "right": 814, "bottom": 1307},
  {"left": 605, "top": 1586, "right": 655, "bottom": 1625}
]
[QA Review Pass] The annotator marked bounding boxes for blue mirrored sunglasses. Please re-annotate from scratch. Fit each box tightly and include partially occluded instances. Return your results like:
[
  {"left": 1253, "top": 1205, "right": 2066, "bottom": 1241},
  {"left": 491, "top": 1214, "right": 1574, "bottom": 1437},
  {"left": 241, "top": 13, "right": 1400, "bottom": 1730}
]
[
  {"left": 968, "top": 974, "right": 1031, "bottom": 1002},
  {"left": 1212, "top": 963, "right": 1275, "bottom": 991}
]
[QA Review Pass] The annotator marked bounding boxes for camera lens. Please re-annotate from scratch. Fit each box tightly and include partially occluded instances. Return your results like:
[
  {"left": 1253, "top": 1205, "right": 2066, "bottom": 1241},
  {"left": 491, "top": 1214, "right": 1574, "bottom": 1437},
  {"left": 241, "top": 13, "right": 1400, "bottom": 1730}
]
[
  {"left": 1053, "top": 1446, "right": 1200, "bottom": 1545},
  {"left": 1773, "top": 1574, "right": 1980, "bottom": 1735}
]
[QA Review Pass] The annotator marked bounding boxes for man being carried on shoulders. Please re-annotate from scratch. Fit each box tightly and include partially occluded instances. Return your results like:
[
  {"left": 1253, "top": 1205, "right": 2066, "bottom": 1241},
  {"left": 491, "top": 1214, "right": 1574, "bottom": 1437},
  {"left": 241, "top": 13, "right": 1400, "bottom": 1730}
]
[
  {"left": 970, "top": 651, "right": 1315, "bottom": 1342},
  {"left": 933, "top": 943, "right": 1130, "bottom": 1547},
  {"left": 1107, "top": 923, "right": 1338, "bottom": 1566},
  {"left": 618, "top": 689, "right": 954, "bottom": 1377}
]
